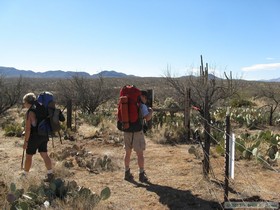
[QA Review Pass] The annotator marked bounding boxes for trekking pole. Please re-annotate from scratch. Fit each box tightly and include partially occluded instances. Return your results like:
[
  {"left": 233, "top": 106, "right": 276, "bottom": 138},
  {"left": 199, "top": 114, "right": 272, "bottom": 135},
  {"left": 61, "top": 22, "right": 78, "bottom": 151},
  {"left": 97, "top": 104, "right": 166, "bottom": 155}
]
[
  {"left": 21, "top": 150, "right": 25, "bottom": 170},
  {"left": 58, "top": 132, "right": 63, "bottom": 144},
  {"left": 51, "top": 136, "right": 54, "bottom": 148},
  {"left": 62, "top": 105, "right": 67, "bottom": 112}
]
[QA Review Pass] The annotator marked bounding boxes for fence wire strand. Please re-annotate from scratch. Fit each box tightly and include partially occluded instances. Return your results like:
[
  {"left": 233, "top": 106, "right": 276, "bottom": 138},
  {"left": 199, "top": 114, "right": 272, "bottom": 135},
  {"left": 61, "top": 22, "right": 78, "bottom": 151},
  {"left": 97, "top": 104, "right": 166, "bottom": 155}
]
[{"left": 192, "top": 114, "right": 279, "bottom": 208}]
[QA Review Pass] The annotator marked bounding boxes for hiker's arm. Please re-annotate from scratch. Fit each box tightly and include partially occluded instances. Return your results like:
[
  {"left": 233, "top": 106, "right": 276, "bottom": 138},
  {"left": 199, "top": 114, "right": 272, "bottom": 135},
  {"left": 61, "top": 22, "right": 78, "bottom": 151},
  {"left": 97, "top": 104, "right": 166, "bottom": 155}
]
[
  {"left": 23, "top": 112, "right": 34, "bottom": 149},
  {"left": 143, "top": 107, "right": 153, "bottom": 121}
]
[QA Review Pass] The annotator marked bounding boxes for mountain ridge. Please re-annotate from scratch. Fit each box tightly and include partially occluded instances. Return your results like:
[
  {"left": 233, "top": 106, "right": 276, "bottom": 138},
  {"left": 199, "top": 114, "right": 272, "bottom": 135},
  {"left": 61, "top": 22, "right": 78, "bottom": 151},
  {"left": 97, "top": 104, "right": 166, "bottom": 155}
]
[
  {"left": 0, "top": 66, "right": 279, "bottom": 81},
  {"left": 0, "top": 66, "right": 135, "bottom": 78}
]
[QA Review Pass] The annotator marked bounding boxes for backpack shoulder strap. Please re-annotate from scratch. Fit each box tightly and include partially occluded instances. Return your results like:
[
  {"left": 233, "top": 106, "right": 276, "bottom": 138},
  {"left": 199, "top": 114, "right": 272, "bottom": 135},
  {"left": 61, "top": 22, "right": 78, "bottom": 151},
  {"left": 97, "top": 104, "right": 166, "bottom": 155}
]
[{"left": 27, "top": 104, "right": 36, "bottom": 116}]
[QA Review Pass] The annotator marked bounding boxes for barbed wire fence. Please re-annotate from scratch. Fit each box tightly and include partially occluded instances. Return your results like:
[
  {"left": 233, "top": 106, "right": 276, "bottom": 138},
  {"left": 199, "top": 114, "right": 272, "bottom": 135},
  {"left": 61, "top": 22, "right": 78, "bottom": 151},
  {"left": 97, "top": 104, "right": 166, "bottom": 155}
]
[{"left": 192, "top": 112, "right": 280, "bottom": 209}]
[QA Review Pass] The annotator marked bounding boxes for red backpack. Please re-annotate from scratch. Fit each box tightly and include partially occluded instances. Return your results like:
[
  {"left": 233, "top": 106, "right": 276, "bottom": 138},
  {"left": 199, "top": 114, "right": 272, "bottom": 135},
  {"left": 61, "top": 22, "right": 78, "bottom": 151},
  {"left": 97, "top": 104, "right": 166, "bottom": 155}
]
[{"left": 117, "top": 85, "right": 143, "bottom": 132}]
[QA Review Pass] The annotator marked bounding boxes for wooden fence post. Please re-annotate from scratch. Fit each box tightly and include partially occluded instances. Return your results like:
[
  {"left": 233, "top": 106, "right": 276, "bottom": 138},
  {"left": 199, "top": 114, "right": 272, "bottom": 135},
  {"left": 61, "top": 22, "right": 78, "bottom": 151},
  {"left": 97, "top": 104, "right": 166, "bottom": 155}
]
[
  {"left": 67, "top": 99, "right": 72, "bottom": 130},
  {"left": 184, "top": 88, "right": 191, "bottom": 142},
  {"left": 202, "top": 59, "right": 211, "bottom": 176},
  {"left": 203, "top": 93, "right": 211, "bottom": 176}
]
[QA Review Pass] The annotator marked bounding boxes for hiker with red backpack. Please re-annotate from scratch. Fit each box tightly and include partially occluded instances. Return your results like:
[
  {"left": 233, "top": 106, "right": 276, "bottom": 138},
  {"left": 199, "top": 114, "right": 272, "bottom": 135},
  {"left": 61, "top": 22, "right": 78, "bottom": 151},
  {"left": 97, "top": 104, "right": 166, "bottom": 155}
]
[
  {"left": 117, "top": 86, "right": 153, "bottom": 182},
  {"left": 21, "top": 92, "right": 54, "bottom": 182}
]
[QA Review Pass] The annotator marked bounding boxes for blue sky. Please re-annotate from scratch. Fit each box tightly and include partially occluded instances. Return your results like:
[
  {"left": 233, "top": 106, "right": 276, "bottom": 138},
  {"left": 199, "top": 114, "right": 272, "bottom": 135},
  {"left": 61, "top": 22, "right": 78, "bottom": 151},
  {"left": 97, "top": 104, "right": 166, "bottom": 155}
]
[{"left": 0, "top": 0, "right": 279, "bottom": 80}]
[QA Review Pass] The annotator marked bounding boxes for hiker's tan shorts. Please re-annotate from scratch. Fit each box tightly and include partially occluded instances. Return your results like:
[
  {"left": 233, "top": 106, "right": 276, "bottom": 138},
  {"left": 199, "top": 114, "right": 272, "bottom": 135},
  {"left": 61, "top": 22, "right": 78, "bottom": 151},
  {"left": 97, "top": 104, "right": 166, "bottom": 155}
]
[{"left": 124, "top": 131, "right": 146, "bottom": 152}]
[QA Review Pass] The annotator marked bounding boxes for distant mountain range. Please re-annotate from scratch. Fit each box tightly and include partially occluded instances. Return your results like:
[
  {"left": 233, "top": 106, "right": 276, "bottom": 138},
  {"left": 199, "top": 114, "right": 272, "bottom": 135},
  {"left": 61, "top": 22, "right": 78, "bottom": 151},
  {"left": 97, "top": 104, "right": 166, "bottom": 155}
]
[
  {"left": 0, "top": 66, "right": 279, "bottom": 82},
  {"left": 265, "top": 77, "right": 280, "bottom": 82},
  {"left": 0, "top": 66, "right": 136, "bottom": 78}
]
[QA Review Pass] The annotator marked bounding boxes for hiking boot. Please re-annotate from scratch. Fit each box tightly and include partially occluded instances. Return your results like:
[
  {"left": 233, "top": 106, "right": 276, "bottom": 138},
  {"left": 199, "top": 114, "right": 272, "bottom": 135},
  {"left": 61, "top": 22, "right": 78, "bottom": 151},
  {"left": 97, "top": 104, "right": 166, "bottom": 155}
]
[
  {"left": 139, "top": 171, "right": 148, "bottom": 183},
  {"left": 43, "top": 173, "right": 54, "bottom": 182},
  {"left": 124, "top": 169, "right": 134, "bottom": 181},
  {"left": 19, "top": 172, "right": 27, "bottom": 180}
]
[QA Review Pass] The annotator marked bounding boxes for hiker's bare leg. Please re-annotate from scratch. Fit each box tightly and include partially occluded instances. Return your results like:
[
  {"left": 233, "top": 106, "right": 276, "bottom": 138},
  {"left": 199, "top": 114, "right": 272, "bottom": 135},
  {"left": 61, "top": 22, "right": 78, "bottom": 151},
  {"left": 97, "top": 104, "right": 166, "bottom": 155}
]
[
  {"left": 124, "top": 149, "right": 132, "bottom": 169},
  {"left": 136, "top": 151, "right": 144, "bottom": 169},
  {"left": 24, "top": 154, "right": 33, "bottom": 172},
  {"left": 40, "top": 152, "right": 52, "bottom": 170}
]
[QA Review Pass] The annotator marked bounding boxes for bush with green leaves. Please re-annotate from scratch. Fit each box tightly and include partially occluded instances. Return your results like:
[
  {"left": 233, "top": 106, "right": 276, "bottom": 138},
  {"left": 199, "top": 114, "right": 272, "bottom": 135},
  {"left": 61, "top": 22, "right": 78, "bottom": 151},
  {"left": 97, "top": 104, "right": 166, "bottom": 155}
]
[
  {"left": 230, "top": 98, "right": 256, "bottom": 108},
  {"left": 4, "top": 123, "right": 23, "bottom": 137}
]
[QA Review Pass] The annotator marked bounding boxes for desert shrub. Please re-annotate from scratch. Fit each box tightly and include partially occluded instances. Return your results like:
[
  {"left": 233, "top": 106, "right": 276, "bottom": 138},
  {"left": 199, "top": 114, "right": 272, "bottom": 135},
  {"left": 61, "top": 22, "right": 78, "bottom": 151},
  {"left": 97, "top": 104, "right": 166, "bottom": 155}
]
[
  {"left": 163, "top": 97, "right": 180, "bottom": 119},
  {"left": 174, "top": 126, "right": 191, "bottom": 143},
  {"left": 211, "top": 129, "right": 224, "bottom": 145},
  {"left": 151, "top": 125, "right": 191, "bottom": 145},
  {"left": 165, "top": 114, "right": 184, "bottom": 126},
  {"left": 57, "top": 76, "right": 115, "bottom": 114},
  {"left": 0, "top": 76, "right": 25, "bottom": 115},
  {"left": 215, "top": 140, "right": 225, "bottom": 156},
  {"left": 3, "top": 123, "right": 23, "bottom": 137},
  {"left": 230, "top": 98, "right": 256, "bottom": 108},
  {"left": 80, "top": 113, "right": 102, "bottom": 127},
  {"left": 152, "top": 111, "right": 167, "bottom": 128}
]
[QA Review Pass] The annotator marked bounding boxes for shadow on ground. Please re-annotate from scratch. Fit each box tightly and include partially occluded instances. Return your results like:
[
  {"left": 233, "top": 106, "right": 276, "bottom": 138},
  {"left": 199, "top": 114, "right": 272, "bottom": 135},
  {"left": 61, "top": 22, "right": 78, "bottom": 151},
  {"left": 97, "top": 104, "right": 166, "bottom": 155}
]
[{"left": 126, "top": 179, "right": 222, "bottom": 210}]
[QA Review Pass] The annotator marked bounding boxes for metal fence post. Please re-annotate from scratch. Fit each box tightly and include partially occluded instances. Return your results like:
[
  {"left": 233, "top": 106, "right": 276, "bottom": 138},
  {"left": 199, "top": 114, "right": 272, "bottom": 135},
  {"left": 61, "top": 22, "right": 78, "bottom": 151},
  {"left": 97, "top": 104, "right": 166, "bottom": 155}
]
[{"left": 224, "top": 108, "right": 231, "bottom": 202}]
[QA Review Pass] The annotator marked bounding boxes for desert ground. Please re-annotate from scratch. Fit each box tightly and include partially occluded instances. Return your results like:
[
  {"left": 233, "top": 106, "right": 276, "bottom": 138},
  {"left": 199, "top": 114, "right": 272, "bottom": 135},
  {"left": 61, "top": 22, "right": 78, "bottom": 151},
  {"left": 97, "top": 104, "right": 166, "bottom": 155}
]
[{"left": 0, "top": 118, "right": 279, "bottom": 210}]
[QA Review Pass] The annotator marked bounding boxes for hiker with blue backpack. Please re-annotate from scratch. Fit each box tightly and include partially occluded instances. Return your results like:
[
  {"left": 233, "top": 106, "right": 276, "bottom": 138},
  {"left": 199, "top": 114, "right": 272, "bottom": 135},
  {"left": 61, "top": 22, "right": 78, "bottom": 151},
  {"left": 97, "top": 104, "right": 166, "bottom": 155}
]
[
  {"left": 117, "top": 86, "right": 153, "bottom": 182},
  {"left": 22, "top": 92, "right": 55, "bottom": 182}
]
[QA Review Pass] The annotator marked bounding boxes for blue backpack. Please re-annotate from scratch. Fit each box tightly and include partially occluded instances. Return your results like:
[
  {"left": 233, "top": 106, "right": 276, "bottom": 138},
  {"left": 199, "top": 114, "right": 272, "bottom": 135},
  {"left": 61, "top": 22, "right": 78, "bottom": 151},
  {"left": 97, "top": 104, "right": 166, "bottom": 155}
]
[{"left": 35, "top": 92, "right": 65, "bottom": 136}]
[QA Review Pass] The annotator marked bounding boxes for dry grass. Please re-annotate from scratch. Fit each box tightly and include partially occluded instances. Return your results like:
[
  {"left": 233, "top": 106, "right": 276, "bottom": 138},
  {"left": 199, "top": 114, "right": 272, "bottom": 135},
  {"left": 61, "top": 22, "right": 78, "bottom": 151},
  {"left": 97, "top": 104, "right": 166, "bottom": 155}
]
[{"left": 1, "top": 101, "right": 280, "bottom": 209}]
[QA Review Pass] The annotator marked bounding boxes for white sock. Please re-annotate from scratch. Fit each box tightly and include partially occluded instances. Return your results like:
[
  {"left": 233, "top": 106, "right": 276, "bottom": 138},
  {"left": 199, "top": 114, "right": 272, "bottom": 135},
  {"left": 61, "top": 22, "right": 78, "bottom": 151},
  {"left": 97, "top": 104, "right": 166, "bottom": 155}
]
[{"left": 23, "top": 171, "right": 29, "bottom": 175}]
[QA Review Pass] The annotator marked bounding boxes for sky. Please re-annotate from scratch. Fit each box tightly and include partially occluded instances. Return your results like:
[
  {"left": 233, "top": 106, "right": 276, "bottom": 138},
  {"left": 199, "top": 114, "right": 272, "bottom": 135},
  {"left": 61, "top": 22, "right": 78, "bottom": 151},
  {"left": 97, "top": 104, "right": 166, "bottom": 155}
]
[{"left": 0, "top": 0, "right": 280, "bottom": 80}]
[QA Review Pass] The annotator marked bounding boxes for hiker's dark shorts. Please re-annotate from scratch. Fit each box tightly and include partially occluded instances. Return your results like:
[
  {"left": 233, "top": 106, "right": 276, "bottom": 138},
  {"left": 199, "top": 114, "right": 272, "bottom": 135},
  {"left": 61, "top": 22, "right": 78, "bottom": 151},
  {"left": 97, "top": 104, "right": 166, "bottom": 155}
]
[{"left": 26, "top": 134, "right": 49, "bottom": 155}]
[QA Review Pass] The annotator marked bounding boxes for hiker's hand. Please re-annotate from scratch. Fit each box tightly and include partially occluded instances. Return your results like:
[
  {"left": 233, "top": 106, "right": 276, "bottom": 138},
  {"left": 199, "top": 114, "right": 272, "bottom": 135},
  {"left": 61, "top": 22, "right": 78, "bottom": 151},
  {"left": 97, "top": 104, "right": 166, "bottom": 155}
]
[
  {"left": 23, "top": 141, "right": 28, "bottom": 150},
  {"left": 148, "top": 107, "right": 153, "bottom": 113}
]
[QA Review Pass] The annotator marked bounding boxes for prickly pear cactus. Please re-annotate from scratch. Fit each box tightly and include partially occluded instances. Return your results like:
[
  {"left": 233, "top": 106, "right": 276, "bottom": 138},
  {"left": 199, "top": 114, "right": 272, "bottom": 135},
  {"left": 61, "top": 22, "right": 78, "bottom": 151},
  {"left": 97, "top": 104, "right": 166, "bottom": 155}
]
[
  {"left": 100, "top": 187, "right": 111, "bottom": 200},
  {"left": 5, "top": 178, "right": 110, "bottom": 209}
]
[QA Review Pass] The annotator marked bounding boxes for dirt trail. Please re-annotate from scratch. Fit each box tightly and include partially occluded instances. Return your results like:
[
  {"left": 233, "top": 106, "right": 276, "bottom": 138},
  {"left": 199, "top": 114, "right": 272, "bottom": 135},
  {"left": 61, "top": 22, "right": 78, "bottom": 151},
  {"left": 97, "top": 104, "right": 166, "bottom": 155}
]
[{"left": 0, "top": 130, "right": 279, "bottom": 209}]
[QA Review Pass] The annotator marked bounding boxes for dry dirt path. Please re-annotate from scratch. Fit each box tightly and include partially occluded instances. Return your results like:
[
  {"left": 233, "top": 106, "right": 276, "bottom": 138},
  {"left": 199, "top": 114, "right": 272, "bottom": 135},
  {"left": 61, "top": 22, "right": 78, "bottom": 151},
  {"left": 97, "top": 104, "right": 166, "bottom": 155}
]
[
  {"left": 67, "top": 137, "right": 221, "bottom": 210},
  {"left": 0, "top": 130, "right": 279, "bottom": 209}
]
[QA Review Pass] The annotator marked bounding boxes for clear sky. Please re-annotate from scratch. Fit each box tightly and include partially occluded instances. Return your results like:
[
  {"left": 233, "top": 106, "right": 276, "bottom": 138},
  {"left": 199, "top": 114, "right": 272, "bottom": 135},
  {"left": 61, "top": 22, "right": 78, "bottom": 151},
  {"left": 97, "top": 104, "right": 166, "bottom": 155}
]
[{"left": 0, "top": 0, "right": 279, "bottom": 80}]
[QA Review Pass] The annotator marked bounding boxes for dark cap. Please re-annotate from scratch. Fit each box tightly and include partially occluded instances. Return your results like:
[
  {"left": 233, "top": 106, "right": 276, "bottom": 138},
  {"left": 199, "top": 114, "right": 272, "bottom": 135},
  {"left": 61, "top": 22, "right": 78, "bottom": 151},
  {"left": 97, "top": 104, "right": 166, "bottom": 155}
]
[{"left": 141, "top": 90, "right": 148, "bottom": 97}]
